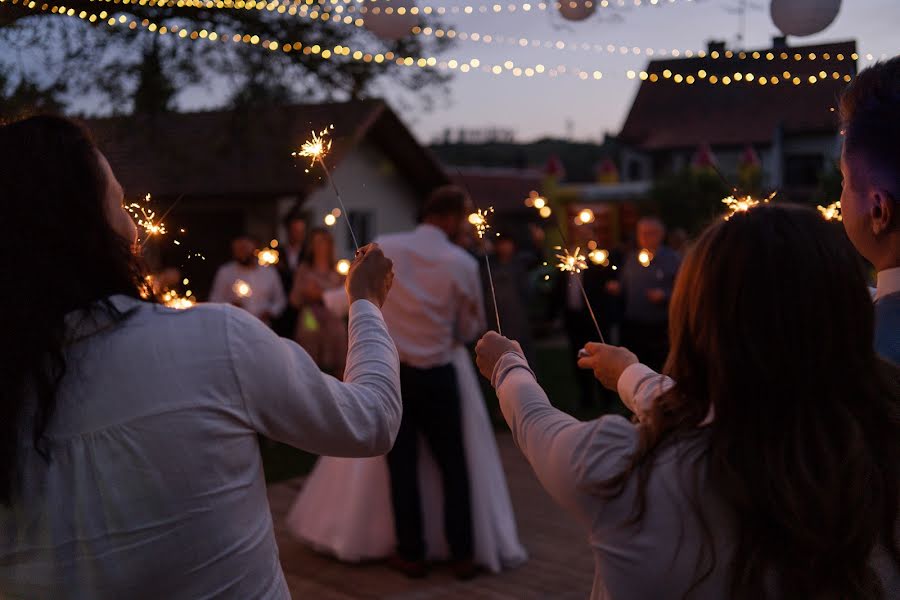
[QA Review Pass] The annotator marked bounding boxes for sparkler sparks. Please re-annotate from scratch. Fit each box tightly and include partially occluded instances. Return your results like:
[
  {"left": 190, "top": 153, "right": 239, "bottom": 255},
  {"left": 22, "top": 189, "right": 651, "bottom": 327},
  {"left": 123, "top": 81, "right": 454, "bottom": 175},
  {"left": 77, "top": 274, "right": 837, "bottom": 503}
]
[
  {"left": 468, "top": 207, "right": 494, "bottom": 239},
  {"left": 233, "top": 279, "right": 253, "bottom": 298},
  {"left": 336, "top": 259, "right": 351, "bottom": 275},
  {"left": 817, "top": 201, "right": 842, "bottom": 221},
  {"left": 161, "top": 289, "right": 195, "bottom": 310},
  {"left": 125, "top": 194, "right": 167, "bottom": 238},
  {"left": 638, "top": 249, "right": 653, "bottom": 268},
  {"left": 555, "top": 246, "right": 588, "bottom": 274},
  {"left": 721, "top": 192, "right": 777, "bottom": 220},
  {"left": 257, "top": 247, "right": 280, "bottom": 266},
  {"left": 588, "top": 248, "right": 609, "bottom": 266},
  {"left": 292, "top": 126, "right": 333, "bottom": 168}
]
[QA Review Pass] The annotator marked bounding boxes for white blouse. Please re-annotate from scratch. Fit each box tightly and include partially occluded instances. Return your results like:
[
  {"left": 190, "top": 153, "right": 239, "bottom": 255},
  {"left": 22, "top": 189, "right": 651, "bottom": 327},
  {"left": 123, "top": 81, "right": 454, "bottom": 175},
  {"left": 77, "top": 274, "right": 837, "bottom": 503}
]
[{"left": 0, "top": 295, "right": 401, "bottom": 599}]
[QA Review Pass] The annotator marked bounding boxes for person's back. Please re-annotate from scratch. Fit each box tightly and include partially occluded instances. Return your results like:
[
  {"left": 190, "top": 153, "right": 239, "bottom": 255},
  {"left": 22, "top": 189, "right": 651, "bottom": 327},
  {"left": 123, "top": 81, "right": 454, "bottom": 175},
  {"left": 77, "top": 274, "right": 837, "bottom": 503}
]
[
  {"left": 2, "top": 301, "right": 286, "bottom": 598},
  {"left": 377, "top": 224, "right": 484, "bottom": 367}
]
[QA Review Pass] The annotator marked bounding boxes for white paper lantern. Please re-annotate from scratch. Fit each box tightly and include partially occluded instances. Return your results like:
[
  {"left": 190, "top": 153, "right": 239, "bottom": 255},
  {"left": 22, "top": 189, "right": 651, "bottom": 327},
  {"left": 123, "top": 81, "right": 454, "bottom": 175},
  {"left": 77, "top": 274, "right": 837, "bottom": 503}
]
[
  {"left": 558, "top": 0, "right": 595, "bottom": 21},
  {"left": 770, "top": 0, "right": 841, "bottom": 37},
  {"left": 364, "top": 0, "right": 418, "bottom": 41}
]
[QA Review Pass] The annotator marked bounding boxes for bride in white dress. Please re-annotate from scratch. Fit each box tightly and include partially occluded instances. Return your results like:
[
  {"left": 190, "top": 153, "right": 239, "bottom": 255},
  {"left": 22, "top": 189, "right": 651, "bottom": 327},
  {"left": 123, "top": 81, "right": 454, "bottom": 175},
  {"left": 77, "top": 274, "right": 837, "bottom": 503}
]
[{"left": 285, "top": 345, "right": 528, "bottom": 573}]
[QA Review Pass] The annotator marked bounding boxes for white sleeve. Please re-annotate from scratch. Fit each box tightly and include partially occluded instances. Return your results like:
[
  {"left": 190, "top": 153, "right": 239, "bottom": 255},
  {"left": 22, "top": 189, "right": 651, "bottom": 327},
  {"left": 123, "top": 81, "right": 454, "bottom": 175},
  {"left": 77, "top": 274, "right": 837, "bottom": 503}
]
[
  {"left": 491, "top": 351, "right": 636, "bottom": 527},
  {"left": 616, "top": 363, "right": 675, "bottom": 423},
  {"left": 227, "top": 300, "right": 402, "bottom": 456}
]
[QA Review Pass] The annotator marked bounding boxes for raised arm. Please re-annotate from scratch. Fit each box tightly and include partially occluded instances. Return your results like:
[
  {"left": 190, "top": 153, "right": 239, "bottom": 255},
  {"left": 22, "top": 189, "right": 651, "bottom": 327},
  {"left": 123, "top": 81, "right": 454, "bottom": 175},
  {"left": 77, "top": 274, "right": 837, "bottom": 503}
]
[
  {"left": 227, "top": 300, "right": 401, "bottom": 456},
  {"left": 475, "top": 333, "right": 638, "bottom": 527}
]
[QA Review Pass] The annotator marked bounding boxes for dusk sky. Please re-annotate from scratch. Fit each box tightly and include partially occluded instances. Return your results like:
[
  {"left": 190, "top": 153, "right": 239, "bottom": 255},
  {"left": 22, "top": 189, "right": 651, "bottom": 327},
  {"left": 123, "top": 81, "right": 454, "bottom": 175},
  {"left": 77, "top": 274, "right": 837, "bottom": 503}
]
[{"left": 83, "top": 0, "right": 899, "bottom": 144}]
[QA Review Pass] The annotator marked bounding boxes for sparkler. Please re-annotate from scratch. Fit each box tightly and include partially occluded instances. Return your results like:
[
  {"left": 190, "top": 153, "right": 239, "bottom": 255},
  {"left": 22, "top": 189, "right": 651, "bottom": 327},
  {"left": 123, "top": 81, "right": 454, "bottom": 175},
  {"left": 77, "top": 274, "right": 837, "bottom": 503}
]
[
  {"left": 638, "top": 249, "right": 653, "bottom": 268},
  {"left": 336, "top": 259, "right": 351, "bottom": 275},
  {"left": 161, "top": 289, "right": 195, "bottom": 310},
  {"left": 125, "top": 194, "right": 167, "bottom": 240},
  {"left": 817, "top": 201, "right": 842, "bottom": 222},
  {"left": 257, "top": 247, "right": 280, "bottom": 266},
  {"left": 588, "top": 248, "right": 609, "bottom": 267},
  {"left": 233, "top": 279, "right": 253, "bottom": 299},
  {"left": 468, "top": 205, "right": 502, "bottom": 335},
  {"left": 555, "top": 246, "right": 605, "bottom": 344},
  {"left": 293, "top": 126, "right": 360, "bottom": 252},
  {"left": 721, "top": 192, "right": 777, "bottom": 221}
]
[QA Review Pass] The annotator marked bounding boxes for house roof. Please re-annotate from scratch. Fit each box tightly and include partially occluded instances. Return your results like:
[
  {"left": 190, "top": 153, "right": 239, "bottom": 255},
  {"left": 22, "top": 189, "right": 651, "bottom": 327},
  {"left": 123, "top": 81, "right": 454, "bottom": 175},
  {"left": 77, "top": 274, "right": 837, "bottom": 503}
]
[
  {"left": 451, "top": 167, "right": 544, "bottom": 214},
  {"left": 84, "top": 99, "right": 448, "bottom": 200},
  {"left": 619, "top": 40, "right": 857, "bottom": 151}
]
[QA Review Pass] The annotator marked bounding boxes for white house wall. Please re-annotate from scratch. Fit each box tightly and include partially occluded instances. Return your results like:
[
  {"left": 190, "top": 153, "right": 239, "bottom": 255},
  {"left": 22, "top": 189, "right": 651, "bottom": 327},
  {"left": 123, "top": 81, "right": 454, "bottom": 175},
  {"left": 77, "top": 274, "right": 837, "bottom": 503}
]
[{"left": 305, "top": 142, "right": 420, "bottom": 258}]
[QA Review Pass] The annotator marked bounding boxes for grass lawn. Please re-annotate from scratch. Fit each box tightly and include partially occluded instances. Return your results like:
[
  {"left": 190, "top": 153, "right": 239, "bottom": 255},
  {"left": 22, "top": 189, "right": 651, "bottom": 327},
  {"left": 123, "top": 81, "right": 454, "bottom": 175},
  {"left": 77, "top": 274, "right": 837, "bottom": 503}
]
[{"left": 261, "top": 342, "right": 632, "bottom": 484}]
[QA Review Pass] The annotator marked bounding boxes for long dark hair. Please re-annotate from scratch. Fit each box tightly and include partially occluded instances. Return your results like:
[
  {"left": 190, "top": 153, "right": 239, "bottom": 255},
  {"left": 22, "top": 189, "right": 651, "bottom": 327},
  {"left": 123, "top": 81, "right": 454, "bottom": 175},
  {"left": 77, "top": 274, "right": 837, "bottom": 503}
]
[
  {"left": 0, "top": 116, "right": 151, "bottom": 505},
  {"left": 599, "top": 204, "right": 899, "bottom": 598}
]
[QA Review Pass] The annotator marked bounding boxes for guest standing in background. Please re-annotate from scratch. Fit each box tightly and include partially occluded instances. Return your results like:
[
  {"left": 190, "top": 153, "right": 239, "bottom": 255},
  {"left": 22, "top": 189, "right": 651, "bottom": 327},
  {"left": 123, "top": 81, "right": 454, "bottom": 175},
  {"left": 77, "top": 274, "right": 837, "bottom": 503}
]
[
  {"left": 290, "top": 228, "right": 348, "bottom": 378},
  {"left": 209, "top": 235, "right": 286, "bottom": 326},
  {"left": 607, "top": 217, "right": 680, "bottom": 371},
  {"left": 838, "top": 56, "right": 900, "bottom": 363},
  {"left": 273, "top": 210, "right": 307, "bottom": 338},
  {"left": 485, "top": 232, "right": 535, "bottom": 366}
]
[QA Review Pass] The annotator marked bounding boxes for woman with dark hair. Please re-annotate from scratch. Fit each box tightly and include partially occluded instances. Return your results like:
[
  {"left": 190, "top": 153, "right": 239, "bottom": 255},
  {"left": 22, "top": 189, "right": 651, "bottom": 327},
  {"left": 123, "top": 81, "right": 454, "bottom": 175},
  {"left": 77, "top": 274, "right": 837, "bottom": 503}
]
[
  {"left": 289, "top": 227, "right": 348, "bottom": 377},
  {"left": 475, "top": 204, "right": 899, "bottom": 599},
  {"left": 0, "top": 116, "right": 400, "bottom": 598}
]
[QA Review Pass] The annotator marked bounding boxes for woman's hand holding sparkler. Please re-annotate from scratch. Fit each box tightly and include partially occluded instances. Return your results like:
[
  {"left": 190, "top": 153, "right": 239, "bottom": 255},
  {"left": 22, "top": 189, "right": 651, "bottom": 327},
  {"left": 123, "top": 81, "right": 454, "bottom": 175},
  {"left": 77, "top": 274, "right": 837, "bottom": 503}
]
[
  {"left": 346, "top": 243, "right": 394, "bottom": 308},
  {"left": 475, "top": 331, "right": 524, "bottom": 381},
  {"left": 577, "top": 343, "right": 639, "bottom": 391}
]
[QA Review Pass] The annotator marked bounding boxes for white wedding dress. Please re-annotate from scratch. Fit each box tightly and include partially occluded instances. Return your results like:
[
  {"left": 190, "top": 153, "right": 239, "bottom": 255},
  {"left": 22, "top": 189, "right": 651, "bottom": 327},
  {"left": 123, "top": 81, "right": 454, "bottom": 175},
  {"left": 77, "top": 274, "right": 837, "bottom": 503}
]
[{"left": 285, "top": 346, "right": 528, "bottom": 573}]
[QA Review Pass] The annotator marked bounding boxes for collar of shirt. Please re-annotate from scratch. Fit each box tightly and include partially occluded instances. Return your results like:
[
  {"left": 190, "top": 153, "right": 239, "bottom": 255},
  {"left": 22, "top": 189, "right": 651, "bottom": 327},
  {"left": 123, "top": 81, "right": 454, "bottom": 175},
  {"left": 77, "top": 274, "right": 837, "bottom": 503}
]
[
  {"left": 414, "top": 223, "right": 450, "bottom": 245},
  {"left": 875, "top": 267, "right": 900, "bottom": 301}
]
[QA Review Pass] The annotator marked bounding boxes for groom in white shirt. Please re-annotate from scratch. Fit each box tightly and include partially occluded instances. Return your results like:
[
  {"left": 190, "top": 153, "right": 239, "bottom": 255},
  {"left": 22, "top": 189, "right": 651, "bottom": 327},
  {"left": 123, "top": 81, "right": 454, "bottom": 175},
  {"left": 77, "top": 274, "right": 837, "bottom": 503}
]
[{"left": 376, "top": 185, "right": 486, "bottom": 579}]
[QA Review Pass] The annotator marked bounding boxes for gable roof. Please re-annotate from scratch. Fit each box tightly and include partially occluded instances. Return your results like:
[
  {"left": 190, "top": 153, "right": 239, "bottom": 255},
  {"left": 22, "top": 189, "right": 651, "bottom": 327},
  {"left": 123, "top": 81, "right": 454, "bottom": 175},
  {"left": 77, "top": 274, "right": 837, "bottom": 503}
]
[
  {"left": 619, "top": 40, "right": 857, "bottom": 151},
  {"left": 84, "top": 99, "right": 448, "bottom": 200}
]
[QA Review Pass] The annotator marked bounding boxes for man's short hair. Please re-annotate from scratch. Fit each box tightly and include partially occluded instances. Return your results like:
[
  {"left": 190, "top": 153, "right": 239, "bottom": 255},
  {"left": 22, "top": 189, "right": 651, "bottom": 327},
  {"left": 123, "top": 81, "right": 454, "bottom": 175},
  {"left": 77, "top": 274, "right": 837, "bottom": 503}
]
[
  {"left": 839, "top": 56, "right": 899, "bottom": 193},
  {"left": 422, "top": 185, "right": 468, "bottom": 220}
]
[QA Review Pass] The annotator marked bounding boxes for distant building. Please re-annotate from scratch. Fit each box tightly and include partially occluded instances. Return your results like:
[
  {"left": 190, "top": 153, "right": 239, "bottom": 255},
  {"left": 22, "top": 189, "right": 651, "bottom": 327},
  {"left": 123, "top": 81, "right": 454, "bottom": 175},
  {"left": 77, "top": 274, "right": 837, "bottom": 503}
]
[
  {"left": 617, "top": 38, "right": 857, "bottom": 202},
  {"left": 87, "top": 100, "right": 448, "bottom": 296}
]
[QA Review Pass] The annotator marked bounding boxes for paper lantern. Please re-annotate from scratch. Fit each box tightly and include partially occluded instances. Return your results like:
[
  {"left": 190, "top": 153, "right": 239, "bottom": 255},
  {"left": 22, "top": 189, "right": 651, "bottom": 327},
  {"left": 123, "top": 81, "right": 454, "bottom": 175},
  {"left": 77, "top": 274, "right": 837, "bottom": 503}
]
[
  {"left": 364, "top": 0, "right": 418, "bottom": 41},
  {"left": 770, "top": 0, "right": 841, "bottom": 37},
  {"left": 558, "top": 0, "right": 595, "bottom": 22}
]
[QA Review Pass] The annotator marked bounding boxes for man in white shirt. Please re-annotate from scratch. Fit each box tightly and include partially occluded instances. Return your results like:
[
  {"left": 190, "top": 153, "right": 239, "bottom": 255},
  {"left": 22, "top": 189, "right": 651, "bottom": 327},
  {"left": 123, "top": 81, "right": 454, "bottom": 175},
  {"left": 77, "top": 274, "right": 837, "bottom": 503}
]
[
  {"left": 209, "top": 235, "right": 287, "bottom": 327},
  {"left": 838, "top": 56, "right": 900, "bottom": 363},
  {"left": 377, "top": 185, "right": 486, "bottom": 579}
]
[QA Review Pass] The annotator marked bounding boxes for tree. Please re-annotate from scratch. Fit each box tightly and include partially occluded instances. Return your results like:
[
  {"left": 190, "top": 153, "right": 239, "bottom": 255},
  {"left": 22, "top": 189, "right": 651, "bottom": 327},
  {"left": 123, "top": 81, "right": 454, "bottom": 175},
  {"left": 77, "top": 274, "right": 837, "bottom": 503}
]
[
  {"left": 650, "top": 169, "right": 731, "bottom": 234},
  {"left": 0, "top": 1, "right": 453, "bottom": 114}
]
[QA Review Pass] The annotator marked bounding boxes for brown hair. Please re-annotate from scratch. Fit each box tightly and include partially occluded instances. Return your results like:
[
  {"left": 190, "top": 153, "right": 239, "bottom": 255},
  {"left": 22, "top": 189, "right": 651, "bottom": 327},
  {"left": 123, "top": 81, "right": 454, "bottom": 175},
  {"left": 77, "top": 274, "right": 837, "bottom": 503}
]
[
  {"left": 599, "top": 204, "right": 899, "bottom": 598},
  {"left": 839, "top": 56, "right": 900, "bottom": 194},
  {"left": 421, "top": 184, "right": 468, "bottom": 220},
  {"left": 0, "top": 116, "right": 151, "bottom": 505}
]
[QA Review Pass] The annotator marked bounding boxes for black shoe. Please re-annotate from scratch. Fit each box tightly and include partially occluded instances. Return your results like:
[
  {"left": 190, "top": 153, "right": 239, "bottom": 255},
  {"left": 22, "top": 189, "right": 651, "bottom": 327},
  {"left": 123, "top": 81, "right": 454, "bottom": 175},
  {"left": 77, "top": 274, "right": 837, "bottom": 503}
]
[
  {"left": 387, "top": 555, "right": 428, "bottom": 579},
  {"left": 450, "top": 559, "right": 481, "bottom": 581}
]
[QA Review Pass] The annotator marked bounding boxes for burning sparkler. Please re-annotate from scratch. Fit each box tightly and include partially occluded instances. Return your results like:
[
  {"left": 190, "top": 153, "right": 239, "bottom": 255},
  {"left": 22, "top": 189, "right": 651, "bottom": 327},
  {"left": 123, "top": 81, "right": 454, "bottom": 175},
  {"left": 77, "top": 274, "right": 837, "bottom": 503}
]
[
  {"left": 161, "top": 289, "right": 195, "bottom": 310},
  {"left": 555, "top": 246, "right": 605, "bottom": 344},
  {"left": 588, "top": 248, "right": 610, "bottom": 267},
  {"left": 125, "top": 194, "right": 167, "bottom": 239},
  {"left": 638, "top": 249, "right": 653, "bottom": 268},
  {"left": 336, "top": 259, "right": 351, "bottom": 275},
  {"left": 293, "top": 126, "right": 360, "bottom": 251},
  {"left": 721, "top": 192, "right": 777, "bottom": 221},
  {"left": 817, "top": 201, "right": 842, "bottom": 222},
  {"left": 257, "top": 247, "right": 280, "bottom": 266},
  {"left": 467, "top": 204, "right": 502, "bottom": 335},
  {"left": 233, "top": 279, "right": 253, "bottom": 299}
]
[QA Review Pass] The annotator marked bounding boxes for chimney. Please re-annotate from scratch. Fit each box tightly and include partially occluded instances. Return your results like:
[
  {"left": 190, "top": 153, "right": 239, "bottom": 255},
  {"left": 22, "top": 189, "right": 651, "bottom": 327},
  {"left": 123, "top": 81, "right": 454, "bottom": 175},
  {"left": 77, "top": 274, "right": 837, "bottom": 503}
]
[
  {"left": 772, "top": 35, "right": 787, "bottom": 49},
  {"left": 707, "top": 40, "right": 726, "bottom": 55}
]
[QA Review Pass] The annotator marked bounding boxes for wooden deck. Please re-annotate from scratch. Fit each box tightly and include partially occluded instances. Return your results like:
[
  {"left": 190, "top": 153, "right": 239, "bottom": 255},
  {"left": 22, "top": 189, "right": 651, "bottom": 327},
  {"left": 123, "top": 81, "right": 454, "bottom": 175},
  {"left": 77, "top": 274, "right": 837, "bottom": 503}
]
[{"left": 267, "top": 432, "right": 595, "bottom": 599}]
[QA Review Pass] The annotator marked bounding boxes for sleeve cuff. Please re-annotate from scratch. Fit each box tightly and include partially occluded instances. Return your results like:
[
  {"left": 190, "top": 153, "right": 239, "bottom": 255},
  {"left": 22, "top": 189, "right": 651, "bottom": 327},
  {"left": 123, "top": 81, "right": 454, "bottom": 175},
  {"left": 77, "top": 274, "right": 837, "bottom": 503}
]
[
  {"left": 491, "top": 351, "right": 536, "bottom": 389},
  {"left": 349, "top": 298, "right": 381, "bottom": 319},
  {"left": 617, "top": 363, "right": 658, "bottom": 415}
]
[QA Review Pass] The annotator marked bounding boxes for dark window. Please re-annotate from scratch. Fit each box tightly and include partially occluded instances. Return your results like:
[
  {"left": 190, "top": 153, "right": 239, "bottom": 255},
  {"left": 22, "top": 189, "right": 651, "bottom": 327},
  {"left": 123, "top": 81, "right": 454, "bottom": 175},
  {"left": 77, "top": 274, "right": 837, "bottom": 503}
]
[
  {"left": 784, "top": 155, "right": 823, "bottom": 187},
  {"left": 627, "top": 160, "right": 642, "bottom": 181},
  {"left": 348, "top": 211, "right": 374, "bottom": 248}
]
